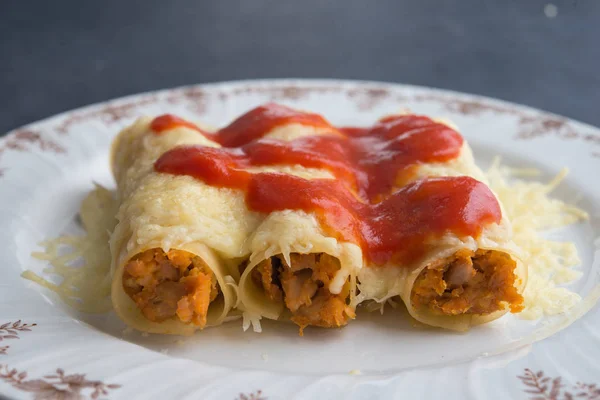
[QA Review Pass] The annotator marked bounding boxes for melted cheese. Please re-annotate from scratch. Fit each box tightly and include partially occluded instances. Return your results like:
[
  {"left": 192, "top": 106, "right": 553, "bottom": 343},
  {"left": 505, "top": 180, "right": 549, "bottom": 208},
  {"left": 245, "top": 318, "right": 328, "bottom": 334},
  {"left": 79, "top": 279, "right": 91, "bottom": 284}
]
[{"left": 487, "top": 158, "right": 589, "bottom": 319}]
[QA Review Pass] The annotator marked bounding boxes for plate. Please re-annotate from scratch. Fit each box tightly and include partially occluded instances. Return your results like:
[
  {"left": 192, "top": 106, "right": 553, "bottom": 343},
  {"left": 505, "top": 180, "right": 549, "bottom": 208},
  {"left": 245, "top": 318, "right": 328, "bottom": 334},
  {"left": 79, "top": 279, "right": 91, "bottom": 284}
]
[{"left": 1, "top": 79, "right": 599, "bottom": 400}]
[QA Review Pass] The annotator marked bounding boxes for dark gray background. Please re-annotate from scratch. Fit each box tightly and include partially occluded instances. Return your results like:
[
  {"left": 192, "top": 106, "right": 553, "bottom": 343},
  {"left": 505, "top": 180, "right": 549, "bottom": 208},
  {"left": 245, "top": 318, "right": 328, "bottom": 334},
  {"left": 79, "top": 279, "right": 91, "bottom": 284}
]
[{"left": 2, "top": 0, "right": 599, "bottom": 135}]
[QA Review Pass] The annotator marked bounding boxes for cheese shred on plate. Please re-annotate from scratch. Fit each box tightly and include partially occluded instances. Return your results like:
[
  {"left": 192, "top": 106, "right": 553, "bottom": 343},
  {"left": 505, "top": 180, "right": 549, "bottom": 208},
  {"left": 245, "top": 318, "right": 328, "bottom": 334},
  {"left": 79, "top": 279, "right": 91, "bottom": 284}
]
[
  {"left": 23, "top": 184, "right": 117, "bottom": 313},
  {"left": 487, "top": 157, "right": 589, "bottom": 319},
  {"left": 24, "top": 161, "right": 589, "bottom": 321}
]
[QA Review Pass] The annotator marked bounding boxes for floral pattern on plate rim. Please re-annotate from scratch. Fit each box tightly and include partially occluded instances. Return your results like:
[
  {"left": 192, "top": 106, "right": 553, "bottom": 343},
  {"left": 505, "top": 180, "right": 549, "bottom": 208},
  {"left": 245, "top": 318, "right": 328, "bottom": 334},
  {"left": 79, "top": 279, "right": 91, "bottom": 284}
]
[
  {"left": 235, "top": 390, "right": 267, "bottom": 400},
  {"left": 518, "top": 369, "right": 600, "bottom": 400},
  {"left": 0, "top": 365, "right": 121, "bottom": 400},
  {"left": 0, "top": 363, "right": 266, "bottom": 400},
  {"left": 1, "top": 81, "right": 598, "bottom": 178},
  {"left": 0, "top": 321, "right": 37, "bottom": 356}
]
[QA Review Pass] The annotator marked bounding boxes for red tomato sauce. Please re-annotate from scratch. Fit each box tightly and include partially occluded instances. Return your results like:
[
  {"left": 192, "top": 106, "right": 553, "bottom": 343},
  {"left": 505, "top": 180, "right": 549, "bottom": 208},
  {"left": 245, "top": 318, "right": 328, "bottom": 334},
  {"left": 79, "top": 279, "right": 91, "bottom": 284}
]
[{"left": 152, "top": 104, "right": 501, "bottom": 265}]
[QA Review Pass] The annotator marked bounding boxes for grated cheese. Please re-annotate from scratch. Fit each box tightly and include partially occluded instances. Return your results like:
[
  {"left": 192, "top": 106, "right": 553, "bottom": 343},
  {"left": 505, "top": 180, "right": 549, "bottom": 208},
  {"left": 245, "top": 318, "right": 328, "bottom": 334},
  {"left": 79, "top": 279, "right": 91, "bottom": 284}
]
[
  {"left": 242, "top": 311, "right": 263, "bottom": 333},
  {"left": 487, "top": 158, "right": 589, "bottom": 319},
  {"left": 364, "top": 297, "right": 401, "bottom": 315},
  {"left": 23, "top": 184, "right": 117, "bottom": 313}
]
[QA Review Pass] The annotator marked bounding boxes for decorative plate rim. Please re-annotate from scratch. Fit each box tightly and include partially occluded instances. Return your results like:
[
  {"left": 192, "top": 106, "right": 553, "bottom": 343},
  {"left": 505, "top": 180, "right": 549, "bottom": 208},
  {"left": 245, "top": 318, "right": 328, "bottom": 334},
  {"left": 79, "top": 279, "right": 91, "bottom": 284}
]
[{"left": 3, "top": 77, "right": 600, "bottom": 137}]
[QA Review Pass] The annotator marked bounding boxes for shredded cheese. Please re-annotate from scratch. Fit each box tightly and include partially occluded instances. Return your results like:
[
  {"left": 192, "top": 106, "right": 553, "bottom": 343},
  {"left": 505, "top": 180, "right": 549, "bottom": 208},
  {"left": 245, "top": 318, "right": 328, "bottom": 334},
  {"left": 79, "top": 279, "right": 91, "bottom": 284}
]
[
  {"left": 242, "top": 311, "right": 263, "bottom": 333},
  {"left": 487, "top": 158, "right": 589, "bottom": 319},
  {"left": 364, "top": 297, "right": 400, "bottom": 315},
  {"left": 23, "top": 184, "right": 117, "bottom": 313}
]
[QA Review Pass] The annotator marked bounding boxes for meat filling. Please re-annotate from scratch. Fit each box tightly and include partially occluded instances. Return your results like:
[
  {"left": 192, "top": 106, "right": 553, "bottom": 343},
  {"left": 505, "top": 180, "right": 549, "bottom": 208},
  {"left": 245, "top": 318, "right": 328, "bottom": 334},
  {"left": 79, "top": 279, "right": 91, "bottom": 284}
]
[
  {"left": 122, "top": 249, "right": 219, "bottom": 328},
  {"left": 411, "top": 249, "right": 524, "bottom": 316},
  {"left": 251, "top": 253, "right": 355, "bottom": 334}
]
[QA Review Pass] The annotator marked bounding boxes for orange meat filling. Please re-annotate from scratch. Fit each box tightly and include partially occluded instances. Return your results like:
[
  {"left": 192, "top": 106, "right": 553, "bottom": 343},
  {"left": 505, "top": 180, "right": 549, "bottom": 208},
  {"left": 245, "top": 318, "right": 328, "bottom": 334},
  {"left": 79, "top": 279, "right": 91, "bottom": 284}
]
[
  {"left": 411, "top": 249, "right": 524, "bottom": 315},
  {"left": 122, "top": 249, "right": 219, "bottom": 328},
  {"left": 252, "top": 253, "right": 355, "bottom": 334}
]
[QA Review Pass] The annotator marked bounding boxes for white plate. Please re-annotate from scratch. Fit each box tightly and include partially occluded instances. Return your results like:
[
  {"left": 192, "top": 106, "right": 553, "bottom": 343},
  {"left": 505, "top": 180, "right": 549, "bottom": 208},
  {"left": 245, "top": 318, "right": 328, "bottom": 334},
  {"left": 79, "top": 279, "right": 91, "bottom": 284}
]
[{"left": 1, "top": 79, "right": 599, "bottom": 400}]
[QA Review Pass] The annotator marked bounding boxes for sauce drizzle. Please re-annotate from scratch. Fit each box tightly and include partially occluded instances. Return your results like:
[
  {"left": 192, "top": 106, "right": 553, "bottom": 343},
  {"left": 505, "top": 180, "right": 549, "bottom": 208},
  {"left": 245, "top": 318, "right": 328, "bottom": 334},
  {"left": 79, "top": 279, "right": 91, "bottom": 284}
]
[{"left": 152, "top": 104, "right": 501, "bottom": 265}]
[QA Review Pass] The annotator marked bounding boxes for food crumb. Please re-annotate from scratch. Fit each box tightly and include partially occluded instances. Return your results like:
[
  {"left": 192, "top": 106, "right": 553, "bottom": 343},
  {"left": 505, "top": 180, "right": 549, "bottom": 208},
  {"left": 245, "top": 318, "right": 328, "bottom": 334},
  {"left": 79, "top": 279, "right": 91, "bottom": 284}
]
[
  {"left": 175, "top": 339, "right": 185, "bottom": 346},
  {"left": 160, "top": 349, "right": 169, "bottom": 355},
  {"left": 349, "top": 369, "right": 362, "bottom": 376},
  {"left": 261, "top": 353, "right": 269, "bottom": 362},
  {"left": 141, "top": 332, "right": 149, "bottom": 337},
  {"left": 121, "top": 327, "right": 134, "bottom": 336}
]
